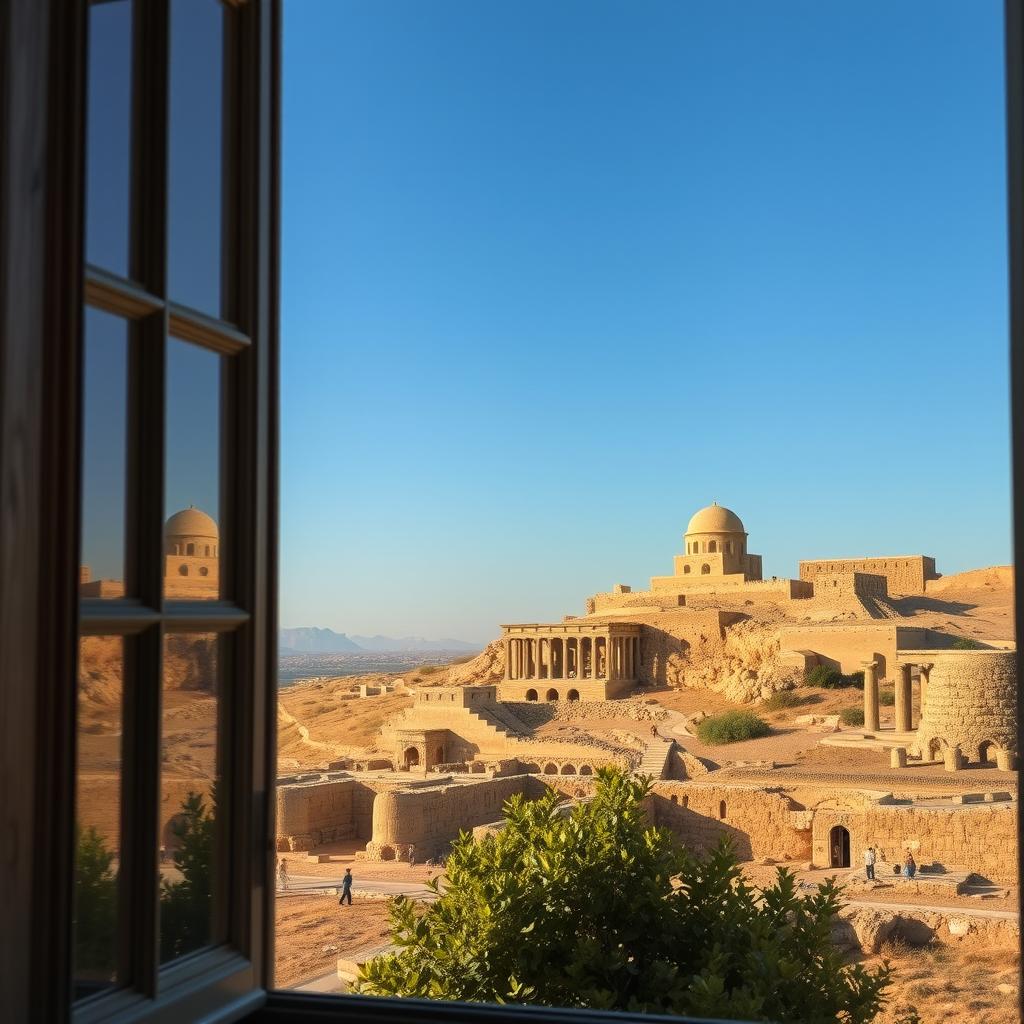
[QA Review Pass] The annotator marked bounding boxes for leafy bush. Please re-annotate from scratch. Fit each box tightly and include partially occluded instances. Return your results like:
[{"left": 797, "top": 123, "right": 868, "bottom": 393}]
[
  {"left": 878, "top": 688, "right": 896, "bottom": 706},
  {"left": 951, "top": 636, "right": 984, "bottom": 650},
  {"left": 358, "top": 769, "right": 893, "bottom": 1022},
  {"left": 74, "top": 826, "right": 117, "bottom": 980},
  {"left": 840, "top": 707, "right": 865, "bottom": 727},
  {"left": 760, "top": 690, "right": 816, "bottom": 712},
  {"left": 160, "top": 790, "right": 216, "bottom": 962},
  {"left": 805, "top": 665, "right": 863, "bottom": 689},
  {"left": 694, "top": 709, "right": 771, "bottom": 744}
]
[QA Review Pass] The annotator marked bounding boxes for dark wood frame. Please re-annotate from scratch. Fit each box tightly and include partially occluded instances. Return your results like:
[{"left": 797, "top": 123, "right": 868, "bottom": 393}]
[{"left": 0, "top": 1, "right": 1021, "bottom": 1022}]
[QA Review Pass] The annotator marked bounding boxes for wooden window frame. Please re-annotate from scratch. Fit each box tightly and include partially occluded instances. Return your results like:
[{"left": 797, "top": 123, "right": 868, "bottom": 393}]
[{"left": 0, "top": 1, "right": 1022, "bottom": 1022}]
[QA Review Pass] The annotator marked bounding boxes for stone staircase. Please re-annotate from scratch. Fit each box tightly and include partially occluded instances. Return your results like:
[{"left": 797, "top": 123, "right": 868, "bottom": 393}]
[
  {"left": 636, "top": 737, "right": 675, "bottom": 780},
  {"left": 467, "top": 704, "right": 529, "bottom": 742}
]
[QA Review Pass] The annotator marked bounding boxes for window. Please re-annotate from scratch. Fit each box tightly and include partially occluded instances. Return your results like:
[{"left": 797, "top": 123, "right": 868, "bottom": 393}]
[{"left": 3, "top": 4, "right": 1024, "bottom": 1024}]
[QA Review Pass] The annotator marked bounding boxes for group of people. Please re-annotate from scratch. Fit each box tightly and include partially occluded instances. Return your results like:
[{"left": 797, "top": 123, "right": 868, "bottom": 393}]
[{"left": 863, "top": 846, "right": 917, "bottom": 880}]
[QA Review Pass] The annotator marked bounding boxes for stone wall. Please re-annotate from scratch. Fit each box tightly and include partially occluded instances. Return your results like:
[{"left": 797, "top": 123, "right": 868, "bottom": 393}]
[
  {"left": 811, "top": 799, "right": 1018, "bottom": 885},
  {"left": 777, "top": 623, "right": 931, "bottom": 679},
  {"left": 650, "top": 782, "right": 812, "bottom": 861},
  {"left": 909, "top": 649, "right": 1017, "bottom": 760},
  {"left": 799, "top": 556, "right": 937, "bottom": 596},
  {"left": 366, "top": 775, "right": 549, "bottom": 860}
]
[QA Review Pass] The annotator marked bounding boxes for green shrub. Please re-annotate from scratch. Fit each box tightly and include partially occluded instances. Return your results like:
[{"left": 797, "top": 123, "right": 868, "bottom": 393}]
[
  {"left": 760, "top": 691, "right": 816, "bottom": 712},
  {"left": 878, "top": 688, "right": 896, "bottom": 706},
  {"left": 951, "top": 636, "right": 984, "bottom": 650},
  {"left": 417, "top": 664, "right": 440, "bottom": 675},
  {"left": 805, "top": 665, "right": 863, "bottom": 689},
  {"left": 840, "top": 707, "right": 865, "bottom": 727},
  {"left": 695, "top": 710, "right": 771, "bottom": 744},
  {"left": 358, "top": 769, "right": 893, "bottom": 1022}
]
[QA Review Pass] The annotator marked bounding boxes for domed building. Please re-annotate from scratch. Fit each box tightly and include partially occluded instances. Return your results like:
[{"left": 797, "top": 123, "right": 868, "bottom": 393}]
[
  {"left": 164, "top": 506, "right": 219, "bottom": 597},
  {"left": 661, "top": 502, "right": 763, "bottom": 584}
]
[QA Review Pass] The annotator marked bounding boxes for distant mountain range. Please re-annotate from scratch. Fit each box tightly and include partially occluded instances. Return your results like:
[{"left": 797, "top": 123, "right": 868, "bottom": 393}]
[{"left": 279, "top": 626, "right": 480, "bottom": 656}]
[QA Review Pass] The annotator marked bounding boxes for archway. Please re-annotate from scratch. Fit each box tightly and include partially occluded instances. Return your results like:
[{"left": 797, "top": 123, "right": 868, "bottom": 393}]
[
  {"left": 546, "top": 688, "right": 559, "bottom": 701},
  {"left": 926, "top": 737, "right": 946, "bottom": 762},
  {"left": 566, "top": 689, "right": 579, "bottom": 701},
  {"left": 579, "top": 764, "right": 592, "bottom": 776},
  {"left": 718, "top": 800, "right": 727, "bottom": 819},
  {"left": 683, "top": 565, "right": 691, "bottom": 574},
  {"left": 403, "top": 746, "right": 420, "bottom": 769},
  {"left": 560, "top": 764, "right": 575, "bottom": 775},
  {"left": 708, "top": 540, "right": 717, "bottom": 553},
  {"left": 829, "top": 825, "right": 851, "bottom": 868},
  {"left": 978, "top": 739, "right": 998, "bottom": 764},
  {"left": 543, "top": 762, "right": 557, "bottom": 775},
  {"left": 701, "top": 564, "right": 711, "bottom": 575},
  {"left": 525, "top": 688, "right": 538, "bottom": 701}
]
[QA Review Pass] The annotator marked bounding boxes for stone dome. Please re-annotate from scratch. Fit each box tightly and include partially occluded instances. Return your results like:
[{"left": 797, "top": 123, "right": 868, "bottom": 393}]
[
  {"left": 165, "top": 506, "right": 219, "bottom": 540},
  {"left": 685, "top": 503, "right": 745, "bottom": 536}
]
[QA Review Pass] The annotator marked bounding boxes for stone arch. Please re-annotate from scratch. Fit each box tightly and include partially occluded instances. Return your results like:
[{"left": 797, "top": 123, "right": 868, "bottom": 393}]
[
  {"left": 701, "top": 564, "right": 711, "bottom": 575},
  {"left": 379, "top": 845, "right": 395, "bottom": 861},
  {"left": 545, "top": 688, "right": 559, "bottom": 702},
  {"left": 579, "top": 764, "right": 592, "bottom": 775},
  {"left": 566, "top": 689, "right": 579, "bottom": 701},
  {"left": 829, "top": 825, "right": 851, "bottom": 868},
  {"left": 718, "top": 800, "right": 727, "bottom": 819},
  {"left": 525, "top": 688, "right": 538, "bottom": 701},
  {"left": 560, "top": 764, "right": 575, "bottom": 775},
  {"left": 708, "top": 540, "right": 717, "bottom": 553},
  {"left": 978, "top": 739, "right": 1000, "bottom": 764},
  {"left": 925, "top": 737, "right": 948, "bottom": 762},
  {"left": 543, "top": 762, "right": 558, "bottom": 775},
  {"left": 186, "top": 542, "right": 195, "bottom": 555},
  {"left": 403, "top": 746, "right": 420, "bottom": 769}
]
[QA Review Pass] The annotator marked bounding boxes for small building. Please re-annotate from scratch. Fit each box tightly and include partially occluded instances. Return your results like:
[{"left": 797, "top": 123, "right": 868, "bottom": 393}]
[{"left": 499, "top": 622, "right": 641, "bottom": 701}]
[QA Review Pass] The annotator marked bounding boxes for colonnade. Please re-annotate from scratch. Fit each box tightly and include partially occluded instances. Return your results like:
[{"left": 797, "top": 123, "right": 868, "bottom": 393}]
[
  {"left": 505, "top": 634, "right": 639, "bottom": 682},
  {"left": 862, "top": 659, "right": 931, "bottom": 735}
]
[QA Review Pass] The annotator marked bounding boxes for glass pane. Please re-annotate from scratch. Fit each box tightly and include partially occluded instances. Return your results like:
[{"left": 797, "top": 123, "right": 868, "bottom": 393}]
[
  {"left": 160, "top": 631, "right": 221, "bottom": 963},
  {"left": 80, "top": 308, "right": 129, "bottom": 598},
  {"left": 85, "top": 0, "right": 133, "bottom": 276},
  {"left": 164, "top": 338, "right": 223, "bottom": 600},
  {"left": 168, "top": 0, "right": 227, "bottom": 317},
  {"left": 74, "top": 636, "right": 125, "bottom": 998}
]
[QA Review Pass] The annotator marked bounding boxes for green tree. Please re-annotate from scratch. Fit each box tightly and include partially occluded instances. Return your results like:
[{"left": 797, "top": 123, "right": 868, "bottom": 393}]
[
  {"left": 74, "top": 825, "right": 118, "bottom": 980},
  {"left": 160, "top": 789, "right": 215, "bottom": 962},
  {"left": 357, "top": 769, "right": 894, "bottom": 1023}
]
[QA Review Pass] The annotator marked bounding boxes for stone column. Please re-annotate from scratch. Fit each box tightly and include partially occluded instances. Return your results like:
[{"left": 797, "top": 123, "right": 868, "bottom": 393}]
[
  {"left": 943, "top": 745, "right": 962, "bottom": 772},
  {"left": 894, "top": 663, "right": 912, "bottom": 733},
  {"left": 862, "top": 661, "right": 879, "bottom": 733}
]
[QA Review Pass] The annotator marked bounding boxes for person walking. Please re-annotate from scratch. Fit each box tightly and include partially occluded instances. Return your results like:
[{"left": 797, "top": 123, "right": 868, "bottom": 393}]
[
  {"left": 277, "top": 858, "right": 289, "bottom": 892},
  {"left": 902, "top": 852, "right": 917, "bottom": 879},
  {"left": 863, "top": 846, "right": 876, "bottom": 881},
  {"left": 338, "top": 867, "right": 354, "bottom": 906}
]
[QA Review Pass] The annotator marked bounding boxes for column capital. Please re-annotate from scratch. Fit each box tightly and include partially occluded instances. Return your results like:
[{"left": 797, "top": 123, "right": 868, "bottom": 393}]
[{"left": 860, "top": 660, "right": 878, "bottom": 670}]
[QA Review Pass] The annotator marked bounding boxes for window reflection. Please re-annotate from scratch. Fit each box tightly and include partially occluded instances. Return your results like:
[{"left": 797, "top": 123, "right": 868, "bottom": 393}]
[
  {"left": 165, "top": 338, "right": 223, "bottom": 600},
  {"left": 168, "top": 0, "right": 227, "bottom": 317},
  {"left": 74, "top": 636, "right": 124, "bottom": 997},
  {"left": 80, "top": 309, "right": 129, "bottom": 598},
  {"left": 159, "top": 632, "right": 221, "bottom": 963},
  {"left": 85, "top": 0, "right": 133, "bottom": 277}
]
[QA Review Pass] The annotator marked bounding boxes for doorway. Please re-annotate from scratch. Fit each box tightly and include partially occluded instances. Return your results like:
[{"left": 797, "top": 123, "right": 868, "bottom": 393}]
[{"left": 829, "top": 825, "right": 851, "bottom": 868}]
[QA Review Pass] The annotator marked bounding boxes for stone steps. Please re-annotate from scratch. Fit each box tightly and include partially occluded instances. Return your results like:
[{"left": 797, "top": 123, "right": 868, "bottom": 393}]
[{"left": 636, "top": 738, "right": 675, "bottom": 780}]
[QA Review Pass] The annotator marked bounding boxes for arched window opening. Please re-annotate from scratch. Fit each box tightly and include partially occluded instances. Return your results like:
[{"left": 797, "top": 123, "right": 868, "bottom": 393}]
[
  {"left": 567, "top": 689, "right": 580, "bottom": 701},
  {"left": 718, "top": 800, "right": 727, "bottom": 819},
  {"left": 701, "top": 564, "right": 711, "bottom": 575},
  {"left": 186, "top": 542, "right": 195, "bottom": 555},
  {"left": 708, "top": 540, "right": 717, "bottom": 553},
  {"left": 829, "top": 825, "right": 851, "bottom": 868},
  {"left": 683, "top": 565, "right": 691, "bottom": 574},
  {"left": 525, "top": 688, "right": 538, "bottom": 701},
  {"left": 546, "top": 688, "right": 559, "bottom": 702},
  {"left": 579, "top": 765, "right": 592, "bottom": 776},
  {"left": 178, "top": 565, "right": 189, "bottom": 576},
  {"left": 561, "top": 764, "right": 575, "bottom": 775},
  {"left": 543, "top": 762, "right": 557, "bottom": 775},
  {"left": 199, "top": 566, "right": 209, "bottom": 576}
]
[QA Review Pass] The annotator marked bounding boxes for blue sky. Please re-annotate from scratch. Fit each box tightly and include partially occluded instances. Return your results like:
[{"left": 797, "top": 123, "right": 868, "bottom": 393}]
[{"left": 280, "top": 0, "right": 1010, "bottom": 643}]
